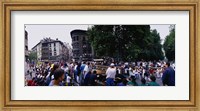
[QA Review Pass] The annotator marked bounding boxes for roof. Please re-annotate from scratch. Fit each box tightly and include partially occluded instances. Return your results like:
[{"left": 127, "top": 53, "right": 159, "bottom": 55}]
[
  {"left": 31, "top": 38, "right": 65, "bottom": 50},
  {"left": 32, "top": 41, "right": 41, "bottom": 50},
  {"left": 70, "top": 29, "right": 87, "bottom": 37}
]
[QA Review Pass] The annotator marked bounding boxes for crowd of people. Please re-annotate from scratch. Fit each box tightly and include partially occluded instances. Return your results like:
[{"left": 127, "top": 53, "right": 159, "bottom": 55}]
[{"left": 25, "top": 60, "right": 175, "bottom": 86}]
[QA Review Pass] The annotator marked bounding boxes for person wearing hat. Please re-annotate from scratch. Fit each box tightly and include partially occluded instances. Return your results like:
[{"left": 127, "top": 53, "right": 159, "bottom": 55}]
[{"left": 105, "top": 63, "right": 116, "bottom": 86}]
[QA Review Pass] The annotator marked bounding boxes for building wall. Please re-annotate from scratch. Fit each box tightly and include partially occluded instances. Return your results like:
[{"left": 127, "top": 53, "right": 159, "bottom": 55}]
[
  {"left": 51, "top": 43, "right": 54, "bottom": 56},
  {"left": 37, "top": 44, "right": 42, "bottom": 60},
  {"left": 25, "top": 31, "right": 28, "bottom": 61},
  {"left": 59, "top": 43, "right": 62, "bottom": 55},
  {"left": 56, "top": 42, "right": 60, "bottom": 56},
  {"left": 32, "top": 38, "right": 71, "bottom": 62},
  {"left": 71, "top": 30, "right": 92, "bottom": 61}
]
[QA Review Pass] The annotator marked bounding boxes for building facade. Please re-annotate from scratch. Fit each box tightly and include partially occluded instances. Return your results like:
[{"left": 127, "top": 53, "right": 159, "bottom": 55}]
[
  {"left": 25, "top": 30, "right": 29, "bottom": 61},
  {"left": 70, "top": 29, "right": 93, "bottom": 61},
  {"left": 32, "top": 38, "right": 69, "bottom": 62},
  {"left": 64, "top": 42, "right": 73, "bottom": 62}
]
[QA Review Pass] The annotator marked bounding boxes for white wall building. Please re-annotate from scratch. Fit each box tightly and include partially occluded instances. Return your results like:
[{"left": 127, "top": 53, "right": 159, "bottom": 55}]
[{"left": 32, "top": 38, "right": 69, "bottom": 62}]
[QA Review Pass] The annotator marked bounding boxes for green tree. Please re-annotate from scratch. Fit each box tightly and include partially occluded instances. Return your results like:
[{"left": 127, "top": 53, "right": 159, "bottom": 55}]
[
  {"left": 147, "top": 29, "right": 164, "bottom": 60},
  {"left": 87, "top": 25, "right": 115, "bottom": 58},
  {"left": 28, "top": 52, "right": 37, "bottom": 62},
  {"left": 163, "top": 25, "right": 175, "bottom": 61},
  {"left": 87, "top": 25, "right": 164, "bottom": 62}
]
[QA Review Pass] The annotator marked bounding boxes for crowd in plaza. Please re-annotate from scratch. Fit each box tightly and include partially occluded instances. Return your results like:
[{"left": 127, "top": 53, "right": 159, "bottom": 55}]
[{"left": 25, "top": 60, "right": 175, "bottom": 86}]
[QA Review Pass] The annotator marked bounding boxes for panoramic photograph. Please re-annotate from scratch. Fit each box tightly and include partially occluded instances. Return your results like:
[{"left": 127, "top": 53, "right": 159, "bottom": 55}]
[{"left": 24, "top": 25, "right": 175, "bottom": 86}]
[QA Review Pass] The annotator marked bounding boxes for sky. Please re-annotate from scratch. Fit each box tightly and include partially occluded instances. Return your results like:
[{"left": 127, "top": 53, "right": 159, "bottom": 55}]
[{"left": 25, "top": 25, "right": 171, "bottom": 50}]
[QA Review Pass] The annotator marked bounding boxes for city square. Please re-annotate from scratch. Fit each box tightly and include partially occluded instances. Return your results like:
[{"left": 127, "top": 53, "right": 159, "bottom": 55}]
[{"left": 24, "top": 25, "right": 175, "bottom": 86}]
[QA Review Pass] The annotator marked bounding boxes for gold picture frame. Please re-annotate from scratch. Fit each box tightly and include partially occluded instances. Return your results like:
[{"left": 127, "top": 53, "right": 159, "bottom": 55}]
[{"left": 0, "top": 0, "right": 199, "bottom": 111}]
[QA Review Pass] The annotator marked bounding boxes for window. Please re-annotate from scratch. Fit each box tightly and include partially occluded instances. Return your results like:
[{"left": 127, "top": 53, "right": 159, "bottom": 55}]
[
  {"left": 54, "top": 51, "right": 57, "bottom": 56},
  {"left": 76, "top": 36, "right": 79, "bottom": 41},
  {"left": 83, "top": 36, "right": 85, "bottom": 41},
  {"left": 73, "top": 37, "right": 75, "bottom": 41},
  {"left": 25, "top": 46, "right": 28, "bottom": 50}
]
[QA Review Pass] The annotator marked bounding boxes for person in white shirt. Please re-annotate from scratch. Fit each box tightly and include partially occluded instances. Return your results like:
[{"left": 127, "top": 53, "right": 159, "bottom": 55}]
[
  {"left": 66, "top": 74, "right": 72, "bottom": 86},
  {"left": 106, "top": 63, "right": 116, "bottom": 86},
  {"left": 134, "top": 67, "right": 140, "bottom": 79},
  {"left": 124, "top": 62, "right": 129, "bottom": 75},
  {"left": 61, "top": 63, "right": 69, "bottom": 74},
  {"left": 157, "top": 67, "right": 163, "bottom": 78},
  {"left": 129, "top": 67, "right": 134, "bottom": 77},
  {"left": 83, "top": 62, "right": 90, "bottom": 79}
]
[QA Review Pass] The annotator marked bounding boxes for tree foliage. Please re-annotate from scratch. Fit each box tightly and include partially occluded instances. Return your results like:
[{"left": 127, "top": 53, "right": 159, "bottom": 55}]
[
  {"left": 163, "top": 25, "right": 175, "bottom": 61},
  {"left": 87, "top": 25, "right": 164, "bottom": 62},
  {"left": 28, "top": 52, "right": 37, "bottom": 62}
]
